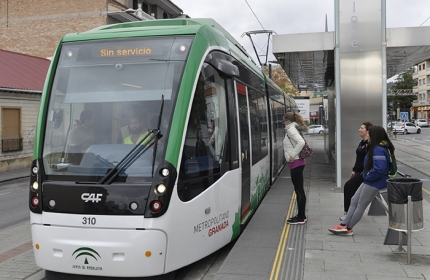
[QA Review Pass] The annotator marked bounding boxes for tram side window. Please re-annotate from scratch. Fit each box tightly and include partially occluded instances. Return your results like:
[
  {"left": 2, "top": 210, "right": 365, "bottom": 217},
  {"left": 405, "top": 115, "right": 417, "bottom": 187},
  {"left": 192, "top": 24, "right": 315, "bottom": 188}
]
[
  {"left": 248, "top": 88, "right": 268, "bottom": 165},
  {"left": 271, "top": 99, "right": 287, "bottom": 174},
  {"left": 178, "top": 63, "right": 229, "bottom": 202}
]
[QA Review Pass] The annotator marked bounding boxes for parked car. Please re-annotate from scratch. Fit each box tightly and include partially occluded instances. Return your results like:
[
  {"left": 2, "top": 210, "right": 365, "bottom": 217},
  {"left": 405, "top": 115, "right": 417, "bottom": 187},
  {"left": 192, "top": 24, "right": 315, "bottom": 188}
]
[
  {"left": 416, "top": 119, "right": 429, "bottom": 127},
  {"left": 308, "top": 124, "right": 324, "bottom": 134},
  {"left": 392, "top": 122, "right": 421, "bottom": 134},
  {"left": 387, "top": 122, "right": 395, "bottom": 128}
]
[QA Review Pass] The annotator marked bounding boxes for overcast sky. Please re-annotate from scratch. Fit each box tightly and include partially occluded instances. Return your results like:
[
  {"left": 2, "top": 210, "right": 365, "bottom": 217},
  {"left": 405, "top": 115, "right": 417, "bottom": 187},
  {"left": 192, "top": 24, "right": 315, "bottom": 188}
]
[{"left": 172, "top": 0, "right": 430, "bottom": 65}]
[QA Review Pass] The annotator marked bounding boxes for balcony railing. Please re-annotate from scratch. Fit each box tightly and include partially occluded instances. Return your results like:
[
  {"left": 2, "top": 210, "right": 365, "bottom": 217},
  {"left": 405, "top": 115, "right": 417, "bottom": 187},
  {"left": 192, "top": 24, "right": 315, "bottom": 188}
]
[{"left": 1, "top": 138, "right": 23, "bottom": 152}]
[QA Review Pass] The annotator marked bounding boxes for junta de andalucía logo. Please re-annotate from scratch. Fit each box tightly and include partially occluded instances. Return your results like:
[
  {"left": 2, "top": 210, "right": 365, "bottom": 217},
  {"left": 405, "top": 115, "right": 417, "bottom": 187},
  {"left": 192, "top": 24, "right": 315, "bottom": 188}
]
[{"left": 72, "top": 247, "right": 101, "bottom": 264}]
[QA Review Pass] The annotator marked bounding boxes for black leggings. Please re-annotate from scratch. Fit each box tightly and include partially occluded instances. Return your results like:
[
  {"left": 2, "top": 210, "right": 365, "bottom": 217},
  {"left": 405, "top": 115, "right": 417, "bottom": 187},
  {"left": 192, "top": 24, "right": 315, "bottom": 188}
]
[
  {"left": 343, "top": 172, "right": 364, "bottom": 212},
  {"left": 290, "top": 165, "right": 306, "bottom": 218}
]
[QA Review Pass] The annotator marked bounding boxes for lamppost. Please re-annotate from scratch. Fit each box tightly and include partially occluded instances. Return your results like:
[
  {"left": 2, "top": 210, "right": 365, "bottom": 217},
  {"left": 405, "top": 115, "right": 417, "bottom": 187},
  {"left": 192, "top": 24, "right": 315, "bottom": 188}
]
[
  {"left": 396, "top": 102, "right": 400, "bottom": 121},
  {"left": 318, "top": 105, "right": 324, "bottom": 125}
]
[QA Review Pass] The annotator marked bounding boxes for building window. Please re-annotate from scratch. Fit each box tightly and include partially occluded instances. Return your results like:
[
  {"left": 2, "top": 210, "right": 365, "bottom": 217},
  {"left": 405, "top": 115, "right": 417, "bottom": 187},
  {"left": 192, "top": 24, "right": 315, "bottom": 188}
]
[
  {"left": 1, "top": 108, "right": 23, "bottom": 152},
  {"left": 142, "top": 3, "right": 148, "bottom": 13},
  {"left": 419, "top": 65, "right": 421, "bottom": 71}
]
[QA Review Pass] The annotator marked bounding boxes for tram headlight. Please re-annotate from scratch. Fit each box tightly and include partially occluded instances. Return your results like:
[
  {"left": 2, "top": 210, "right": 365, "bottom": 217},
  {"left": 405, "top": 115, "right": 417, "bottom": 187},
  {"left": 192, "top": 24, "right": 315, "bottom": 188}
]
[
  {"left": 32, "top": 166, "right": 38, "bottom": 175},
  {"left": 160, "top": 168, "right": 169, "bottom": 177},
  {"left": 31, "top": 181, "right": 39, "bottom": 191},
  {"left": 154, "top": 184, "right": 167, "bottom": 195}
]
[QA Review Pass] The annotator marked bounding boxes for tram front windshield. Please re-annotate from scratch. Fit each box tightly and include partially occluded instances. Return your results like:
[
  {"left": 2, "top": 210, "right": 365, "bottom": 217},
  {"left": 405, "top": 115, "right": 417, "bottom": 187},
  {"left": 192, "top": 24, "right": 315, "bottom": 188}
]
[{"left": 42, "top": 36, "right": 193, "bottom": 182}]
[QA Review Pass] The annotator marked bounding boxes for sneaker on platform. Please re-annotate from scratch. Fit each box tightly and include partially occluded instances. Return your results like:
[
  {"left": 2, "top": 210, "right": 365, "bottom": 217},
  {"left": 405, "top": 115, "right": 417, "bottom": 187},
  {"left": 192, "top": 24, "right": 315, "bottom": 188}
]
[
  {"left": 344, "top": 228, "right": 354, "bottom": 236},
  {"left": 328, "top": 224, "right": 348, "bottom": 234},
  {"left": 287, "top": 216, "right": 307, "bottom": 225}
]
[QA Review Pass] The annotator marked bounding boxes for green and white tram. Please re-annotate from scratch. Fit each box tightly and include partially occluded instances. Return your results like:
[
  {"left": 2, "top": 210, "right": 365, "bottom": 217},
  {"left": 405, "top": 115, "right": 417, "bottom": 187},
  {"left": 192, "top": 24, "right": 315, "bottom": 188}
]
[{"left": 29, "top": 18, "right": 298, "bottom": 278}]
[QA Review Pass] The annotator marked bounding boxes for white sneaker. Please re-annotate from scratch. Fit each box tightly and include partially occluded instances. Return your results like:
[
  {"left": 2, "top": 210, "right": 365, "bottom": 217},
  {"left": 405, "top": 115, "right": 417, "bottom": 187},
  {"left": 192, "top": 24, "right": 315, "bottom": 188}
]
[{"left": 339, "top": 212, "right": 347, "bottom": 221}]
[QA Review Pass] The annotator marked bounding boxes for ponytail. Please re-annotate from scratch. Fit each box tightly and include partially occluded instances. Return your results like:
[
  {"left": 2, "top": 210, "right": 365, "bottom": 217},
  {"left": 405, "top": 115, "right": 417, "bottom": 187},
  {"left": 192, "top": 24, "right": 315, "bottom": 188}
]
[{"left": 283, "top": 111, "right": 307, "bottom": 129}]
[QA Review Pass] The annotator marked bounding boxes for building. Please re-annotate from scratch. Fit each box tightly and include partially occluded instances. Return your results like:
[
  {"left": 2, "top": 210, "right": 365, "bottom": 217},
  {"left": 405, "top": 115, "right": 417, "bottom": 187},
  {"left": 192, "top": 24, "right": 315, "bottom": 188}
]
[
  {"left": 0, "top": 0, "right": 185, "bottom": 58},
  {"left": 0, "top": 0, "right": 185, "bottom": 171},
  {"left": 412, "top": 58, "right": 430, "bottom": 120},
  {"left": 0, "top": 49, "right": 50, "bottom": 172}
]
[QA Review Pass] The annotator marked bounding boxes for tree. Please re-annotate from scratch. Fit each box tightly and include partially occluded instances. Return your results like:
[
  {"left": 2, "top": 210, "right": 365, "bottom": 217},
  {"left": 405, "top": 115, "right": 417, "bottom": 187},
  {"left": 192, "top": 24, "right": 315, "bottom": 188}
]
[
  {"left": 262, "top": 65, "right": 299, "bottom": 96},
  {"left": 388, "top": 67, "right": 416, "bottom": 117}
]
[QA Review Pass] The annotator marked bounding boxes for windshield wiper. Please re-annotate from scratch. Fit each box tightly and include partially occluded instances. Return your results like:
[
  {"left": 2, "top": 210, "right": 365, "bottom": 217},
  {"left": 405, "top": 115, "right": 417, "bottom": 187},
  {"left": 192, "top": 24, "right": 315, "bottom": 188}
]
[
  {"left": 151, "top": 95, "right": 164, "bottom": 176},
  {"left": 97, "top": 132, "right": 157, "bottom": 184}
]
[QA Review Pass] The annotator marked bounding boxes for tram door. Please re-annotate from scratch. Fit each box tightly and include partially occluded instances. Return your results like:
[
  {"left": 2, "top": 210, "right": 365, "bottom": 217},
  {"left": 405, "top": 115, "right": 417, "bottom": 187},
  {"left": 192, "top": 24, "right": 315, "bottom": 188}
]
[{"left": 236, "top": 82, "right": 251, "bottom": 221}]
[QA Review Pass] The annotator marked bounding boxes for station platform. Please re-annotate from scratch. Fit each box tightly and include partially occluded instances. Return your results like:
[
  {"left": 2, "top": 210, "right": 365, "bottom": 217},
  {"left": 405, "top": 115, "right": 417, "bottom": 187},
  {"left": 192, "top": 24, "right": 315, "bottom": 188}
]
[{"left": 212, "top": 136, "right": 430, "bottom": 280}]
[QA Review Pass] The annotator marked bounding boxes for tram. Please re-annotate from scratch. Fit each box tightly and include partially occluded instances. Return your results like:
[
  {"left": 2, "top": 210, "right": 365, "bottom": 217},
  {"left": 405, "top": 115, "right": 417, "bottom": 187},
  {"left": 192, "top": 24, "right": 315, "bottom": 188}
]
[{"left": 29, "top": 18, "right": 298, "bottom": 278}]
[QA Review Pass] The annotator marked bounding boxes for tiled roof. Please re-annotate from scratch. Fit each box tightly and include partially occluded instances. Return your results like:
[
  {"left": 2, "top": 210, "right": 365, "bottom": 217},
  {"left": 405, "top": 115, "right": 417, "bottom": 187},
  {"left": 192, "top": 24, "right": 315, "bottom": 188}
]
[{"left": 0, "top": 49, "right": 50, "bottom": 92}]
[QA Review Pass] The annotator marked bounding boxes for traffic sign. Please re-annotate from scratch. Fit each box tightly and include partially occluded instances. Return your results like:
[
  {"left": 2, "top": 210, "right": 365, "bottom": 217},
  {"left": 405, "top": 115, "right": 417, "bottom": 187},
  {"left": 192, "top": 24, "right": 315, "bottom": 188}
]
[{"left": 400, "top": 112, "right": 408, "bottom": 122}]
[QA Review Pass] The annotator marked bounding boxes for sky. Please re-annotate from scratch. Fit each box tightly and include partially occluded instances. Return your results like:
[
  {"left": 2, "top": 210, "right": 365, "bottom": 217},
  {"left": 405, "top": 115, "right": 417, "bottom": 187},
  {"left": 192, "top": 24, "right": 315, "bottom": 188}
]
[{"left": 172, "top": 0, "right": 430, "bottom": 66}]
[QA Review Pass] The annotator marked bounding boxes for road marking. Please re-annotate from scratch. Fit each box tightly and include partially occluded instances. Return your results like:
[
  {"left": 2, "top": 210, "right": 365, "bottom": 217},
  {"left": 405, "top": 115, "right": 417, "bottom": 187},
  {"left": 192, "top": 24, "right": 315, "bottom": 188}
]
[
  {"left": 270, "top": 192, "right": 295, "bottom": 280},
  {"left": 0, "top": 192, "right": 12, "bottom": 196}
]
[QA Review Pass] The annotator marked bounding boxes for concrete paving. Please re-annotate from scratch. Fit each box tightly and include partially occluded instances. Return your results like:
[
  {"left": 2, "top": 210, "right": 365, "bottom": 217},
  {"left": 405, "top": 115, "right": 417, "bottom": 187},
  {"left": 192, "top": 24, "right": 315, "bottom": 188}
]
[{"left": 214, "top": 135, "right": 430, "bottom": 280}]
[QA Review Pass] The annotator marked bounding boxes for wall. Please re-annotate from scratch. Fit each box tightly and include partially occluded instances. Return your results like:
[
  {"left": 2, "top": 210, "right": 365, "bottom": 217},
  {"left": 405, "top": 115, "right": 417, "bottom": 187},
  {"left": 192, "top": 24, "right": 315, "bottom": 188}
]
[
  {"left": 0, "top": 92, "right": 41, "bottom": 172},
  {"left": 0, "top": 0, "right": 107, "bottom": 58}
]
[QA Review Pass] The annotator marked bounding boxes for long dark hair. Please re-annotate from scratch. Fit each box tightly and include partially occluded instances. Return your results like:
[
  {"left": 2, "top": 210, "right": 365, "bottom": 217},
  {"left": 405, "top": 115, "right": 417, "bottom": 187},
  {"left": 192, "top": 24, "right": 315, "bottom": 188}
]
[{"left": 364, "top": 126, "right": 395, "bottom": 173}]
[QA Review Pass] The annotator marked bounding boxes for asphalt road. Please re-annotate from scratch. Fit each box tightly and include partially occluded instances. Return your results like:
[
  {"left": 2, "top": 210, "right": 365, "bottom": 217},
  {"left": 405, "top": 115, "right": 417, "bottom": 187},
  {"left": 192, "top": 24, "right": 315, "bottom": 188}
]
[{"left": 0, "top": 177, "right": 30, "bottom": 230}]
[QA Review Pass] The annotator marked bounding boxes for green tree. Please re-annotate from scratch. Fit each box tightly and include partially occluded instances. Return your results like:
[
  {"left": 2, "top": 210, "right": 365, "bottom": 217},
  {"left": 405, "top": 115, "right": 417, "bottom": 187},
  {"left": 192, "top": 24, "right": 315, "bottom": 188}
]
[
  {"left": 263, "top": 65, "right": 299, "bottom": 96},
  {"left": 388, "top": 67, "right": 416, "bottom": 117}
]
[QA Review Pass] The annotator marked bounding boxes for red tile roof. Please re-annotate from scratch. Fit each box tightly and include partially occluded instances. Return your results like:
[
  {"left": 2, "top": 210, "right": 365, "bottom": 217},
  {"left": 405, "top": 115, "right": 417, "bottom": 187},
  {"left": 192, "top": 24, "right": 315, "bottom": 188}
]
[{"left": 0, "top": 49, "right": 51, "bottom": 92}]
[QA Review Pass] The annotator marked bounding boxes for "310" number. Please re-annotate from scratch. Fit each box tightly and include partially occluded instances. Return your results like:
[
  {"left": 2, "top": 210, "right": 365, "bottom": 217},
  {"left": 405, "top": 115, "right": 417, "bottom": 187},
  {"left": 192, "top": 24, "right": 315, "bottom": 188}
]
[{"left": 82, "top": 217, "right": 96, "bottom": 225}]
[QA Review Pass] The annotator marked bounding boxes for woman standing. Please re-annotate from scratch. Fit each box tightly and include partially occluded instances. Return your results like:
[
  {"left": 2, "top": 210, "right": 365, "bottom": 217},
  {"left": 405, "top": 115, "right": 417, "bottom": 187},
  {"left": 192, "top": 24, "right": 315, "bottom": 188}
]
[
  {"left": 340, "top": 121, "right": 373, "bottom": 221},
  {"left": 329, "top": 126, "right": 395, "bottom": 235},
  {"left": 283, "top": 112, "right": 308, "bottom": 225}
]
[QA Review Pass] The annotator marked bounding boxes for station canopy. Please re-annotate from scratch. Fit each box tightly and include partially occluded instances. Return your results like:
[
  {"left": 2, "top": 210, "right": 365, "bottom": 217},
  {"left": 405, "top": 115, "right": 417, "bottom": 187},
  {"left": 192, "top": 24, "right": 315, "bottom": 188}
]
[{"left": 272, "top": 26, "right": 430, "bottom": 92}]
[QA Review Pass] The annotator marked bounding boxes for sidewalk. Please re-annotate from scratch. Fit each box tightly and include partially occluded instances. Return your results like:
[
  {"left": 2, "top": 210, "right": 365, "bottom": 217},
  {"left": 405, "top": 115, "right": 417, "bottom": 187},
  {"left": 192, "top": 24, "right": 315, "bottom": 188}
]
[
  {"left": 214, "top": 135, "right": 430, "bottom": 280},
  {"left": 302, "top": 138, "right": 430, "bottom": 279},
  {"left": 0, "top": 168, "right": 29, "bottom": 183}
]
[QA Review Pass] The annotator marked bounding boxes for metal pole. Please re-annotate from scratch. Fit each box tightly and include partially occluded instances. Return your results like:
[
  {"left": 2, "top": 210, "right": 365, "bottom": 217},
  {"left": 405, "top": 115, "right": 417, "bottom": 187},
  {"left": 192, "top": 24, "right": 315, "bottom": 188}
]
[
  {"left": 407, "top": 195, "right": 412, "bottom": 264},
  {"left": 382, "top": 0, "right": 387, "bottom": 129},
  {"left": 334, "top": 0, "right": 342, "bottom": 189}
]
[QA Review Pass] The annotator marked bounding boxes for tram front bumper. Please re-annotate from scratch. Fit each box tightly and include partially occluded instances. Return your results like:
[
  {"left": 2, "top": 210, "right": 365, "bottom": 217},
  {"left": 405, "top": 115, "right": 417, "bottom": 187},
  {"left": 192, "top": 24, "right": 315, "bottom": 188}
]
[{"left": 31, "top": 224, "right": 167, "bottom": 277}]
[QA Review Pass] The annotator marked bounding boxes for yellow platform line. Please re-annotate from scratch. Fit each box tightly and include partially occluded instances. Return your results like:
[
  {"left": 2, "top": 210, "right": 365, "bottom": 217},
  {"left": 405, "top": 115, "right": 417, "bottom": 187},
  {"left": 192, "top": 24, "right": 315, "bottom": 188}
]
[{"left": 269, "top": 192, "right": 296, "bottom": 280}]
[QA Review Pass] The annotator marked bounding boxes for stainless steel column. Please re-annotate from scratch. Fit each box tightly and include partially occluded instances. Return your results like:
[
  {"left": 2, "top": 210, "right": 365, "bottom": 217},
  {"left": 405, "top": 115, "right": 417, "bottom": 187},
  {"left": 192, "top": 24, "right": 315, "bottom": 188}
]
[{"left": 335, "top": 0, "right": 385, "bottom": 188}]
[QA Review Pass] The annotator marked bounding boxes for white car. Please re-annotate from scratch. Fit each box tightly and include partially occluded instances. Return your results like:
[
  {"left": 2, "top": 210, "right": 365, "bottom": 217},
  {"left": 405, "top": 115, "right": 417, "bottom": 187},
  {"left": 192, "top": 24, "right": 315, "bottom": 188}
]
[
  {"left": 308, "top": 125, "right": 324, "bottom": 134},
  {"left": 392, "top": 122, "right": 421, "bottom": 134},
  {"left": 416, "top": 119, "right": 429, "bottom": 127}
]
